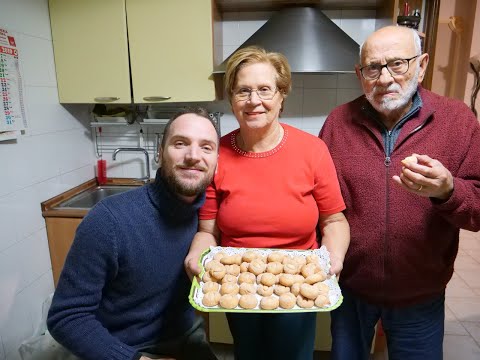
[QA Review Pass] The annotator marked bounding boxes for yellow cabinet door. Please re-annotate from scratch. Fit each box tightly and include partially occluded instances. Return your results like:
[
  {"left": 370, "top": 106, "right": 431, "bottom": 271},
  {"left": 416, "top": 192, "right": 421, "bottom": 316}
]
[
  {"left": 126, "top": 0, "right": 216, "bottom": 103},
  {"left": 49, "top": 0, "right": 131, "bottom": 103}
]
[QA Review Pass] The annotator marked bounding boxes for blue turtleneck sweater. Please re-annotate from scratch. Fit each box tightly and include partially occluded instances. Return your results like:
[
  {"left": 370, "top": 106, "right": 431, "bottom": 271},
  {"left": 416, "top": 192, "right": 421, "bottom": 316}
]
[{"left": 47, "top": 172, "right": 205, "bottom": 360}]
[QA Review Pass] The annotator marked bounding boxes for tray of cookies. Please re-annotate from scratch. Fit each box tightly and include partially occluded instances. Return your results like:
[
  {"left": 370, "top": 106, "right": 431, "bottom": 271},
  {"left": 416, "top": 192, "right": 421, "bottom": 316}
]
[{"left": 189, "top": 245, "right": 343, "bottom": 313}]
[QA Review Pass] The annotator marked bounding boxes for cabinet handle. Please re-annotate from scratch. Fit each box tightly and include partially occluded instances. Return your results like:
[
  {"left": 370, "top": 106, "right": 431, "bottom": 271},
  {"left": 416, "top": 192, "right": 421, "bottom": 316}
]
[
  {"left": 94, "top": 97, "right": 120, "bottom": 102},
  {"left": 143, "top": 96, "right": 171, "bottom": 102}
]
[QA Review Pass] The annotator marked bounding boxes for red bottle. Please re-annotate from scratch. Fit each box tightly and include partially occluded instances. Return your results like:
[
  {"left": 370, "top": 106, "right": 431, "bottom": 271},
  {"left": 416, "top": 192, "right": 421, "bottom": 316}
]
[{"left": 97, "top": 159, "right": 107, "bottom": 185}]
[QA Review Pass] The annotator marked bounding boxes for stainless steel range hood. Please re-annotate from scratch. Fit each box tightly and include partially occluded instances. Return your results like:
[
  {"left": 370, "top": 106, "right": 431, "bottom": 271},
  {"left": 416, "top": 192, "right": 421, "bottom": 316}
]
[{"left": 213, "top": 6, "right": 360, "bottom": 74}]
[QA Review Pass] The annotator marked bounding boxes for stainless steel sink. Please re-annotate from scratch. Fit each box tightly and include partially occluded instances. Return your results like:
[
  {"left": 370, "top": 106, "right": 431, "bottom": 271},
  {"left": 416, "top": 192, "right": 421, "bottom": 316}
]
[{"left": 55, "top": 185, "right": 139, "bottom": 209}]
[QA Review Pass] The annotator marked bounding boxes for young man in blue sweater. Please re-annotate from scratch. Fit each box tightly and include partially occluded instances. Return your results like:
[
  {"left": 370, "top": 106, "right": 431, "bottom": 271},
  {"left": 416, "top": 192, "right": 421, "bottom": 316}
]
[{"left": 47, "top": 108, "right": 219, "bottom": 360}]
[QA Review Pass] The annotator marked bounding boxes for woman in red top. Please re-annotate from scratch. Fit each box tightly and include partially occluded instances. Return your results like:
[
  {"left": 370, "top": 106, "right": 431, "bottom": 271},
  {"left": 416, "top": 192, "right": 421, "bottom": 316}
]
[{"left": 185, "top": 46, "right": 350, "bottom": 360}]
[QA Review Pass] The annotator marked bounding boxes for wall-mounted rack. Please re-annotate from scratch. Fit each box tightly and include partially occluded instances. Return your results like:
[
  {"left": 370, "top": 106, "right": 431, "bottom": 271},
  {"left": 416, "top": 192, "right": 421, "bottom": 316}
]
[{"left": 91, "top": 112, "right": 222, "bottom": 164}]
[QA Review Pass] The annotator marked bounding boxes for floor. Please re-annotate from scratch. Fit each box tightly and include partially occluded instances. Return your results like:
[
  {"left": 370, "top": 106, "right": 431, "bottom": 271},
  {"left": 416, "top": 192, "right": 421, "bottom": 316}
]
[{"left": 211, "top": 229, "right": 480, "bottom": 360}]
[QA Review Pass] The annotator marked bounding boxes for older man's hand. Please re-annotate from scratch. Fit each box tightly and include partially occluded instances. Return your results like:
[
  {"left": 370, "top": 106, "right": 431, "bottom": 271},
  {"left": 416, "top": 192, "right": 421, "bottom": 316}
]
[{"left": 392, "top": 154, "right": 454, "bottom": 200}]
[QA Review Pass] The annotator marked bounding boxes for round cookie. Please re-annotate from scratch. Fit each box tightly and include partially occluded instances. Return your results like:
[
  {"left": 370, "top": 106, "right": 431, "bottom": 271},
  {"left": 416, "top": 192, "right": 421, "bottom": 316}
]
[
  {"left": 239, "top": 282, "right": 256, "bottom": 295},
  {"left": 219, "top": 294, "right": 239, "bottom": 309},
  {"left": 260, "top": 272, "right": 276, "bottom": 286},
  {"left": 221, "top": 274, "right": 238, "bottom": 283},
  {"left": 267, "top": 252, "right": 285, "bottom": 263},
  {"left": 260, "top": 296, "right": 279, "bottom": 310},
  {"left": 225, "top": 264, "right": 240, "bottom": 276},
  {"left": 238, "top": 272, "right": 256, "bottom": 284},
  {"left": 300, "top": 283, "right": 320, "bottom": 300},
  {"left": 239, "top": 294, "right": 258, "bottom": 309},
  {"left": 296, "top": 295, "right": 314, "bottom": 308},
  {"left": 202, "top": 281, "right": 219, "bottom": 293},
  {"left": 314, "top": 294, "right": 330, "bottom": 308},
  {"left": 220, "top": 282, "right": 239, "bottom": 295},
  {"left": 257, "top": 285, "right": 274, "bottom": 297},
  {"left": 291, "top": 283, "right": 301, "bottom": 296},
  {"left": 274, "top": 284, "right": 290, "bottom": 296},
  {"left": 242, "top": 250, "right": 259, "bottom": 263},
  {"left": 279, "top": 292, "right": 296, "bottom": 309},
  {"left": 266, "top": 261, "right": 283, "bottom": 275},
  {"left": 202, "top": 291, "right": 221, "bottom": 307},
  {"left": 249, "top": 259, "right": 267, "bottom": 275},
  {"left": 279, "top": 274, "right": 295, "bottom": 287}
]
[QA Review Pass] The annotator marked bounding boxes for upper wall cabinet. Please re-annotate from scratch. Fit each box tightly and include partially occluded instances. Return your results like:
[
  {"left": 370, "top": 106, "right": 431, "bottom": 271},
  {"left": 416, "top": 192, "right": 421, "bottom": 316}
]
[
  {"left": 49, "top": 0, "right": 216, "bottom": 104},
  {"left": 127, "top": 0, "right": 216, "bottom": 103},
  {"left": 49, "top": 0, "right": 131, "bottom": 103}
]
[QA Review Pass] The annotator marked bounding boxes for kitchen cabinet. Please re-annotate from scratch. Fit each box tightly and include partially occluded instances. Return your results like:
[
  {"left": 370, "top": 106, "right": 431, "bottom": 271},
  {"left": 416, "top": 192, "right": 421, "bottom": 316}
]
[
  {"left": 45, "top": 217, "right": 83, "bottom": 286},
  {"left": 49, "top": 0, "right": 131, "bottom": 103},
  {"left": 49, "top": 0, "right": 217, "bottom": 104}
]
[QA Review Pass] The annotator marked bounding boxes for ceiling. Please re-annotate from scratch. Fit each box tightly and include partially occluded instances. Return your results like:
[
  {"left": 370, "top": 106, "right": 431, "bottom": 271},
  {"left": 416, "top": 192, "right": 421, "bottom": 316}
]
[{"left": 215, "top": 0, "right": 384, "bottom": 12}]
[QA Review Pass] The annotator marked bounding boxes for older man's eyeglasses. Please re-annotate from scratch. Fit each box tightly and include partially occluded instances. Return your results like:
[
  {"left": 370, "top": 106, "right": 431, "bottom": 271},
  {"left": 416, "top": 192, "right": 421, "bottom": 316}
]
[
  {"left": 359, "top": 55, "right": 422, "bottom": 80},
  {"left": 233, "top": 87, "right": 278, "bottom": 101}
]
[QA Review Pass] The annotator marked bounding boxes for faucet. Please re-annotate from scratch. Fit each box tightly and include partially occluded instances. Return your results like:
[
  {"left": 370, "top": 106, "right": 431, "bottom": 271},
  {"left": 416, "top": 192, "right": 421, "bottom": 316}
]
[{"left": 112, "top": 147, "right": 150, "bottom": 183}]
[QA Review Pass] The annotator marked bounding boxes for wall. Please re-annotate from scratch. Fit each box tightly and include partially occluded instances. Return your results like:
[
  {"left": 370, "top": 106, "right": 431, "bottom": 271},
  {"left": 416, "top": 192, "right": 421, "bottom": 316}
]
[
  {"left": 431, "top": 0, "right": 479, "bottom": 108},
  {"left": 0, "top": 1, "right": 96, "bottom": 359},
  {"left": 464, "top": 1, "right": 479, "bottom": 116}
]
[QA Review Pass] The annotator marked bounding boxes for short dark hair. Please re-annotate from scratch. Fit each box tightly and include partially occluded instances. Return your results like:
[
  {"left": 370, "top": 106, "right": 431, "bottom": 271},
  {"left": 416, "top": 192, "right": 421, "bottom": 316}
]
[{"left": 160, "top": 107, "right": 220, "bottom": 150}]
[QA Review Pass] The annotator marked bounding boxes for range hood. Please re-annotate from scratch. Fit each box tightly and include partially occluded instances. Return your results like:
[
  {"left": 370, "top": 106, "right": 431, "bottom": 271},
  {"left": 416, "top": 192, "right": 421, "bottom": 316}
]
[{"left": 213, "top": 6, "right": 360, "bottom": 74}]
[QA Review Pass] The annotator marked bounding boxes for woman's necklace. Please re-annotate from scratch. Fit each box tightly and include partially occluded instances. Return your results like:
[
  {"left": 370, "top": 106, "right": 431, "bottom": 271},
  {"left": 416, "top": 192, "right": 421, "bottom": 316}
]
[
  {"left": 237, "top": 125, "right": 284, "bottom": 152},
  {"left": 233, "top": 125, "right": 288, "bottom": 158}
]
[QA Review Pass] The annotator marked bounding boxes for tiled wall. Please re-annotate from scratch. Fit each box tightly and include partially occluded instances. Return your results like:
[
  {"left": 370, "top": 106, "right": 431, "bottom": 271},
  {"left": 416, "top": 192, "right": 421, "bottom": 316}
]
[{"left": 0, "top": 1, "right": 96, "bottom": 359}]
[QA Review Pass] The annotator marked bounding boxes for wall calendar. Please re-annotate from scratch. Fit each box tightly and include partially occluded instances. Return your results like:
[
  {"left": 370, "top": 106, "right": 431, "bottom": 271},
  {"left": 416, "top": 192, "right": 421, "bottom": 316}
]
[{"left": 0, "top": 27, "right": 26, "bottom": 137}]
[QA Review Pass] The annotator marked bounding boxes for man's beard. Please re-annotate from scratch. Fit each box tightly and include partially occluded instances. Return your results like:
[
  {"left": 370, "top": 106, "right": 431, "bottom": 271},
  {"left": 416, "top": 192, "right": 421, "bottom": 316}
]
[
  {"left": 366, "top": 64, "right": 420, "bottom": 113},
  {"left": 161, "top": 162, "right": 212, "bottom": 198}
]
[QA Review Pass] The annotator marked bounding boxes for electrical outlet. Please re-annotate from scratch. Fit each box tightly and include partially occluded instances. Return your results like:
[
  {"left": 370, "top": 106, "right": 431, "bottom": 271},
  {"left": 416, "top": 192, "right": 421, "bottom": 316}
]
[{"left": 470, "top": 53, "right": 480, "bottom": 72}]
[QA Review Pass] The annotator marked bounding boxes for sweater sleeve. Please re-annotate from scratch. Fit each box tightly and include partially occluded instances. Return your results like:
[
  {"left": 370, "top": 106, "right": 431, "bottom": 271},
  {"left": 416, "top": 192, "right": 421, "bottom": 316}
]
[
  {"left": 47, "top": 203, "right": 139, "bottom": 360},
  {"left": 312, "top": 139, "right": 346, "bottom": 214},
  {"left": 432, "top": 117, "right": 480, "bottom": 231}
]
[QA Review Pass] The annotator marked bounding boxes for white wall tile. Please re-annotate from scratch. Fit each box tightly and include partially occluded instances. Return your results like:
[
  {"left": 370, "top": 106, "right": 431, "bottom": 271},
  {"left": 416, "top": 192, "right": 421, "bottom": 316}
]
[
  {"left": 222, "top": 19, "right": 240, "bottom": 45},
  {"left": 291, "top": 74, "right": 304, "bottom": 88},
  {"left": 339, "top": 10, "right": 376, "bottom": 45},
  {"left": 218, "top": 113, "right": 238, "bottom": 136},
  {"left": 337, "top": 73, "right": 361, "bottom": 89},
  {"left": 21, "top": 271, "right": 54, "bottom": 336},
  {"left": 16, "top": 34, "right": 57, "bottom": 87},
  {"left": 238, "top": 18, "right": 268, "bottom": 43},
  {"left": 0, "top": 334, "right": 5, "bottom": 360},
  {"left": 336, "top": 88, "right": 364, "bottom": 106},
  {"left": 222, "top": 45, "right": 238, "bottom": 61},
  {"left": 0, "top": 0, "right": 51, "bottom": 40},
  {"left": 0, "top": 281, "right": 33, "bottom": 357},
  {"left": 0, "top": 230, "right": 51, "bottom": 294},
  {"left": 282, "top": 89, "right": 303, "bottom": 128},
  {"left": 0, "top": 193, "right": 20, "bottom": 251},
  {"left": 59, "top": 165, "right": 95, "bottom": 190},
  {"left": 303, "top": 88, "right": 337, "bottom": 116},
  {"left": 303, "top": 74, "right": 338, "bottom": 89},
  {"left": 24, "top": 87, "right": 87, "bottom": 136}
]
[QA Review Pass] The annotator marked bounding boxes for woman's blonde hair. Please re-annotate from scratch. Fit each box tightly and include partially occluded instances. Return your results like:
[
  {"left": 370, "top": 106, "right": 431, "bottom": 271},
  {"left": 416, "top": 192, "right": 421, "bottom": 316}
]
[{"left": 224, "top": 46, "right": 292, "bottom": 102}]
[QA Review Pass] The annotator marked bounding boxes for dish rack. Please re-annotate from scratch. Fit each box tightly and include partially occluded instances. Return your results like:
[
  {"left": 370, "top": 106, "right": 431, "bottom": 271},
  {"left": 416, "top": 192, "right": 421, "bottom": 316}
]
[{"left": 91, "top": 111, "right": 221, "bottom": 164}]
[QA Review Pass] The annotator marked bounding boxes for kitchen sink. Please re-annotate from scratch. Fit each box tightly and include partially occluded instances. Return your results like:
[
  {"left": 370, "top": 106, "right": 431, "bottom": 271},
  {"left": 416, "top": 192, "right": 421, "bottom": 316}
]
[{"left": 55, "top": 185, "right": 139, "bottom": 209}]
